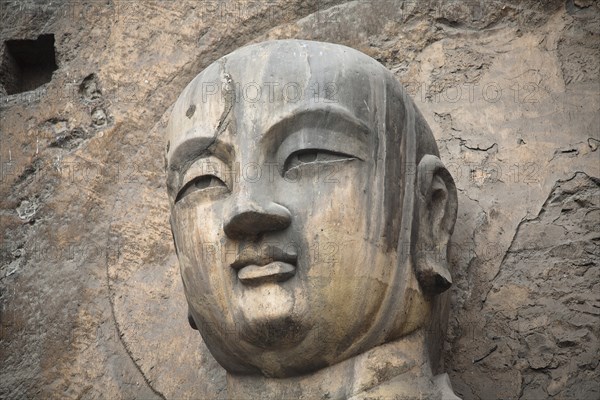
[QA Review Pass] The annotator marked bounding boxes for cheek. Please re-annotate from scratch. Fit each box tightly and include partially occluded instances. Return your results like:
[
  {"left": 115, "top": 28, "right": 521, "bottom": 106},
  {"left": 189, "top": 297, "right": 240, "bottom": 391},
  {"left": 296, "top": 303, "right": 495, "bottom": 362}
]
[
  {"left": 284, "top": 161, "right": 368, "bottom": 210},
  {"left": 172, "top": 203, "right": 229, "bottom": 296},
  {"left": 293, "top": 162, "right": 370, "bottom": 242},
  {"left": 289, "top": 163, "right": 390, "bottom": 322},
  {"left": 286, "top": 164, "right": 375, "bottom": 281}
]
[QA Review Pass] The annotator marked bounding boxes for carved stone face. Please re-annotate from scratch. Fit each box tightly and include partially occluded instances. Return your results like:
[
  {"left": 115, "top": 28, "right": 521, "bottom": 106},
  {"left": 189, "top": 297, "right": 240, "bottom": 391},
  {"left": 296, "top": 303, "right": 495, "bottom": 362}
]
[{"left": 166, "top": 41, "right": 456, "bottom": 378}]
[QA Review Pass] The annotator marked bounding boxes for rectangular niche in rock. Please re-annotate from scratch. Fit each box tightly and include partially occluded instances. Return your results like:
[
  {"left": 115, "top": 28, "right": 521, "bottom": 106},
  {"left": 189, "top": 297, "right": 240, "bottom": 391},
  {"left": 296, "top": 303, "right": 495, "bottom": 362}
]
[{"left": 0, "top": 34, "right": 58, "bottom": 96}]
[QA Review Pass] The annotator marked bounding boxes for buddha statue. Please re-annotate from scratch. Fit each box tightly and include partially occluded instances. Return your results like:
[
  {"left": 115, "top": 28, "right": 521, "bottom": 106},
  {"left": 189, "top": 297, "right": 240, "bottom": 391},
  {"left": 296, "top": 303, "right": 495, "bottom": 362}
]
[{"left": 165, "top": 40, "right": 460, "bottom": 399}]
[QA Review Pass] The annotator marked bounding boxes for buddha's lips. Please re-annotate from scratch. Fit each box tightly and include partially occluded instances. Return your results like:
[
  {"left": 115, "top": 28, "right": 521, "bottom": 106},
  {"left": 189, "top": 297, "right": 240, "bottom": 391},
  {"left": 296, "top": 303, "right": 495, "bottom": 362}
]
[
  {"left": 236, "top": 262, "right": 296, "bottom": 285},
  {"left": 230, "top": 246, "right": 297, "bottom": 269},
  {"left": 230, "top": 245, "right": 298, "bottom": 285}
]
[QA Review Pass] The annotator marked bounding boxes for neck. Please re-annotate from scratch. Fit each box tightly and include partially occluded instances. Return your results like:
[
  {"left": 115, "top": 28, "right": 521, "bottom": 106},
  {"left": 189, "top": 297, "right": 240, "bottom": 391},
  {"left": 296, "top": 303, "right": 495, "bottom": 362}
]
[{"left": 226, "top": 329, "right": 450, "bottom": 399}]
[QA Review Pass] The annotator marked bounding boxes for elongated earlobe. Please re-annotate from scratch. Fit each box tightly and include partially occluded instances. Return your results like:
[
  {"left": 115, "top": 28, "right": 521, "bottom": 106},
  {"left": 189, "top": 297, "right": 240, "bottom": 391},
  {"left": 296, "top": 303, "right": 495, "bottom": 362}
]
[
  {"left": 188, "top": 308, "right": 198, "bottom": 330},
  {"left": 413, "top": 155, "right": 458, "bottom": 295}
]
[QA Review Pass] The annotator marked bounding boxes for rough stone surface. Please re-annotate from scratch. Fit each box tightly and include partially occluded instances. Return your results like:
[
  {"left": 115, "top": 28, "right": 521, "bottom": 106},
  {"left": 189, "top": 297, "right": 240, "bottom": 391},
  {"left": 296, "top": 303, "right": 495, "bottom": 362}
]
[{"left": 1, "top": 1, "right": 598, "bottom": 399}]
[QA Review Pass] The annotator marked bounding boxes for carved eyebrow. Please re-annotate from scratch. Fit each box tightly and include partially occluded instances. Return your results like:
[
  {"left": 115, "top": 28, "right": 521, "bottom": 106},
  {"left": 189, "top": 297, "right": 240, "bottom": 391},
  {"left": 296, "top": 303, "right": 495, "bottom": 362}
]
[{"left": 260, "top": 104, "right": 373, "bottom": 148}]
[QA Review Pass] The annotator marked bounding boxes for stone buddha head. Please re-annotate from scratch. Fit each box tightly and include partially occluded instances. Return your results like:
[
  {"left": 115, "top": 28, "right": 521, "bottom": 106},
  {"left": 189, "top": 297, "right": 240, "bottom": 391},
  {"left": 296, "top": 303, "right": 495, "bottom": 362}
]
[{"left": 165, "top": 40, "right": 458, "bottom": 382}]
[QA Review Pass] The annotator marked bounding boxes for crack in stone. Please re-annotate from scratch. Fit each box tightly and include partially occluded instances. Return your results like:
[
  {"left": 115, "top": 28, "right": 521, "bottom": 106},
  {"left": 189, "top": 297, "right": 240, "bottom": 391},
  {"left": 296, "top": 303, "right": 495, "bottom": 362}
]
[
  {"left": 461, "top": 141, "right": 498, "bottom": 152},
  {"left": 473, "top": 344, "right": 498, "bottom": 364}
]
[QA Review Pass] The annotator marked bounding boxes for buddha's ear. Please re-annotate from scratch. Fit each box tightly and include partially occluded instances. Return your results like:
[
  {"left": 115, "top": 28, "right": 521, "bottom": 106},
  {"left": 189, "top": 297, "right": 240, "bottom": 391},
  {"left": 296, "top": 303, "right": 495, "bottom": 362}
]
[
  {"left": 413, "top": 155, "right": 458, "bottom": 295},
  {"left": 188, "top": 307, "right": 198, "bottom": 330}
]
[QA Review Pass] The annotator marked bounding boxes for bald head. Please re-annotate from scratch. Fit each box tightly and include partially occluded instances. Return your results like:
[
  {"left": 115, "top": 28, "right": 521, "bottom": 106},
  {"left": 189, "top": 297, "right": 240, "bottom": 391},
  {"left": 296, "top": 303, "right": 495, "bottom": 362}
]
[
  {"left": 166, "top": 40, "right": 438, "bottom": 208},
  {"left": 165, "top": 40, "right": 456, "bottom": 378}
]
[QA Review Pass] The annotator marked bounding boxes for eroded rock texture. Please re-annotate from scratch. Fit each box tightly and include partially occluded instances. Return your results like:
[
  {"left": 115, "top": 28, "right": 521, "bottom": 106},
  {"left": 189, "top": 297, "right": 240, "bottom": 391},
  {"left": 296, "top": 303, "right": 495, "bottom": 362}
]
[
  {"left": 1, "top": 1, "right": 598, "bottom": 399},
  {"left": 450, "top": 173, "right": 600, "bottom": 399}
]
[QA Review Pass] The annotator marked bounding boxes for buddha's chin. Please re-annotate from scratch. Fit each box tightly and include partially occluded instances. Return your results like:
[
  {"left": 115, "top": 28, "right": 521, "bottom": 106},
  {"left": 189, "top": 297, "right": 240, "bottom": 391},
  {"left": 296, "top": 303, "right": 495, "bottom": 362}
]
[
  {"left": 240, "top": 315, "right": 308, "bottom": 350},
  {"left": 233, "top": 285, "right": 305, "bottom": 348}
]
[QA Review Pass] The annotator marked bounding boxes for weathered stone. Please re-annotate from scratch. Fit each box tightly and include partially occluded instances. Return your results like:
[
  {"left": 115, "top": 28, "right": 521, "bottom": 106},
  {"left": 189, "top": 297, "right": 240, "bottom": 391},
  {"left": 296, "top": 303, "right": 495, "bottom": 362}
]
[
  {"left": 0, "top": 1, "right": 598, "bottom": 399},
  {"left": 166, "top": 39, "right": 459, "bottom": 399}
]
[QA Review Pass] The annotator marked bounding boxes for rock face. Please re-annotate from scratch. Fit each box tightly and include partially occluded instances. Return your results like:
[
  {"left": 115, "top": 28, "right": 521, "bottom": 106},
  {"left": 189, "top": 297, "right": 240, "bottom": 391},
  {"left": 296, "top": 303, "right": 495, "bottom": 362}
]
[
  {"left": 450, "top": 173, "right": 600, "bottom": 399},
  {"left": 0, "top": 1, "right": 598, "bottom": 399}
]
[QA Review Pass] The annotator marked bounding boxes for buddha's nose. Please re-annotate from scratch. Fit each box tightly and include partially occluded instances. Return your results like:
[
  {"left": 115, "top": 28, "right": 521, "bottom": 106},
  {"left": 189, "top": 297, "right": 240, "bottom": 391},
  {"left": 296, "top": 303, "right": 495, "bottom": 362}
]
[{"left": 224, "top": 200, "right": 292, "bottom": 241}]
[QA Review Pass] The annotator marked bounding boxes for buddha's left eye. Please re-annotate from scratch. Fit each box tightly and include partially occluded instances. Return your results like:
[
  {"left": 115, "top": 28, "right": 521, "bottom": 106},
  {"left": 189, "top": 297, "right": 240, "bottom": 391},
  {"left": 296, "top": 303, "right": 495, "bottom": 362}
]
[
  {"left": 283, "top": 149, "right": 358, "bottom": 177},
  {"left": 175, "top": 175, "right": 227, "bottom": 203}
]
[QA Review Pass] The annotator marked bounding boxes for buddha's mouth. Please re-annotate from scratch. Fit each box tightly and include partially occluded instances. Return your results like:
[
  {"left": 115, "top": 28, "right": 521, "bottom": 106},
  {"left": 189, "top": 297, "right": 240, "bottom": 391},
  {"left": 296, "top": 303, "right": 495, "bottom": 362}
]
[
  {"left": 230, "top": 245, "right": 298, "bottom": 285},
  {"left": 236, "top": 261, "right": 296, "bottom": 285}
]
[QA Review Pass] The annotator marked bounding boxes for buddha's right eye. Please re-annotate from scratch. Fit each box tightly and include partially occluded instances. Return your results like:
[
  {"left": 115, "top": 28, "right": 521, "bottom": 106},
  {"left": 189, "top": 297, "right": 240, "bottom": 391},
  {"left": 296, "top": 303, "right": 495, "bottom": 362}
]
[
  {"left": 175, "top": 175, "right": 227, "bottom": 203},
  {"left": 283, "top": 149, "right": 358, "bottom": 179}
]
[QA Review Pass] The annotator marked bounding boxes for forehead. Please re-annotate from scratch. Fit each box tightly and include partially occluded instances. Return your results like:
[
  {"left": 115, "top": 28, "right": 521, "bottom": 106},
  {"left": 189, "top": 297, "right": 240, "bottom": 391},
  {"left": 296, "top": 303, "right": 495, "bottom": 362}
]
[{"left": 166, "top": 41, "right": 396, "bottom": 163}]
